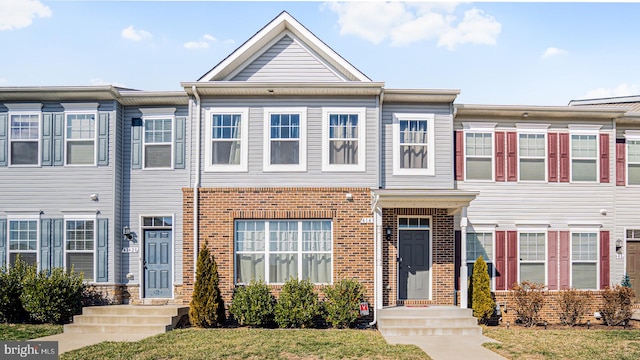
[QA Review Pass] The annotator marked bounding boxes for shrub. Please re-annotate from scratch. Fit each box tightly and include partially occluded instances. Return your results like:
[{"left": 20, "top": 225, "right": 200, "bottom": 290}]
[
  {"left": 274, "top": 278, "right": 319, "bottom": 328},
  {"left": 600, "top": 285, "right": 635, "bottom": 326},
  {"left": 324, "top": 278, "right": 365, "bottom": 329},
  {"left": 621, "top": 274, "right": 632, "bottom": 288},
  {"left": 471, "top": 256, "right": 495, "bottom": 324},
  {"left": 510, "top": 281, "right": 545, "bottom": 327},
  {"left": 21, "top": 267, "right": 85, "bottom": 324},
  {"left": 189, "top": 242, "right": 225, "bottom": 327},
  {"left": 0, "top": 257, "right": 34, "bottom": 323},
  {"left": 558, "top": 288, "right": 591, "bottom": 326},
  {"left": 229, "top": 280, "right": 275, "bottom": 327}
]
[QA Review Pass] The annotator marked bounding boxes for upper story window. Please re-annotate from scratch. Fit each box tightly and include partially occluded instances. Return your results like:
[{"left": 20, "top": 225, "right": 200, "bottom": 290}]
[
  {"left": 263, "top": 108, "right": 307, "bottom": 172},
  {"left": 144, "top": 118, "right": 173, "bottom": 169},
  {"left": 205, "top": 108, "right": 248, "bottom": 172},
  {"left": 392, "top": 113, "right": 435, "bottom": 176},
  {"left": 8, "top": 219, "right": 38, "bottom": 267},
  {"left": 322, "top": 108, "right": 365, "bottom": 172},
  {"left": 571, "top": 134, "right": 598, "bottom": 182},
  {"left": 9, "top": 113, "right": 40, "bottom": 166},
  {"left": 519, "top": 231, "right": 546, "bottom": 284},
  {"left": 626, "top": 134, "right": 640, "bottom": 185},
  {"left": 66, "top": 114, "right": 96, "bottom": 165},
  {"left": 519, "top": 133, "right": 546, "bottom": 181},
  {"left": 465, "top": 132, "right": 493, "bottom": 181},
  {"left": 571, "top": 231, "right": 598, "bottom": 290}
]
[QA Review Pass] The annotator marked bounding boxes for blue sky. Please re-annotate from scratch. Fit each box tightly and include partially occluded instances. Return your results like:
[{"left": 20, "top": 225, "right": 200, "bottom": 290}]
[{"left": 1, "top": 1, "right": 639, "bottom": 105}]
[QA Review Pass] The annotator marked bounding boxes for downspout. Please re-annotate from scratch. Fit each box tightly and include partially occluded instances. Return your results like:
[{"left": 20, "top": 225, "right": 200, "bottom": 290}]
[
  {"left": 192, "top": 86, "right": 201, "bottom": 282},
  {"left": 370, "top": 89, "right": 385, "bottom": 327}
]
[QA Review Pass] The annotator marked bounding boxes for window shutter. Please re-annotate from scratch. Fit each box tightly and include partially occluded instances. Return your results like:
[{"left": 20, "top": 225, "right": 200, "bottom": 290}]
[
  {"left": 495, "top": 231, "right": 506, "bottom": 290},
  {"left": 0, "top": 113, "right": 7, "bottom": 167},
  {"left": 52, "top": 219, "right": 63, "bottom": 268},
  {"left": 97, "top": 113, "right": 109, "bottom": 166},
  {"left": 507, "top": 231, "right": 518, "bottom": 289},
  {"left": 40, "top": 219, "right": 52, "bottom": 272},
  {"left": 0, "top": 219, "right": 6, "bottom": 267},
  {"left": 131, "top": 118, "right": 143, "bottom": 169},
  {"left": 52, "top": 113, "right": 64, "bottom": 166},
  {"left": 559, "top": 133, "right": 570, "bottom": 182},
  {"left": 507, "top": 131, "right": 518, "bottom": 181},
  {"left": 42, "top": 113, "right": 53, "bottom": 166},
  {"left": 547, "top": 231, "right": 558, "bottom": 290},
  {"left": 616, "top": 139, "right": 625, "bottom": 186},
  {"left": 495, "top": 131, "right": 505, "bottom": 181},
  {"left": 600, "top": 230, "right": 610, "bottom": 289},
  {"left": 599, "top": 133, "right": 610, "bottom": 183},
  {"left": 455, "top": 230, "right": 461, "bottom": 291},
  {"left": 455, "top": 130, "right": 464, "bottom": 180},
  {"left": 548, "top": 132, "right": 558, "bottom": 182},
  {"left": 559, "top": 231, "right": 570, "bottom": 289},
  {"left": 174, "top": 117, "right": 186, "bottom": 169},
  {"left": 97, "top": 218, "right": 109, "bottom": 282}
]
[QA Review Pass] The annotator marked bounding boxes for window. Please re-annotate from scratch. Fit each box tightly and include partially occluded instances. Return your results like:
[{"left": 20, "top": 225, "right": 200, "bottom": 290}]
[
  {"left": 66, "top": 113, "right": 96, "bottom": 165},
  {"left": 206, "top": 108, "right": 248, "bottom": 172},
  {"left": 467, "top": 232, "right": 494, "bottom": 284},
  {"left": 65, "top": 220, "right": 95, "bottom": 281},
  {"left": 571, "top": 232, "right": 597, "bottom": 289},
  {"left": 392, "top": 113, "right": 435, "bottom": 175},
  {"left": 322, "top": 108, "right": 365, "bottom": 171},
  {"left": 627, "top": 140, "right": 640, "bottom": 185},
  {"left": 263, "top": 108, "right": 307, "bottom": 172},
  {"left": 10, "top": 114, "right": 39, "bottom": 165},
  {"left": 519, "top": 232, "right": 546, "bottom": 284},
  {"left": 626, "top": 229, "right": 640, "bottom": 241},
  {"left": 235, "top": 220, "right": 332, "bottom": 284},
  {"left": 144, "top": 118, "right": 173, "bottom": 168},
  {"left": 465, "top": 132, "right": 493, "bottom": 180},
  {"left": 571, "top": 134, "right": 597, "bottom": 181},
  {"left": 519, "top": 133, "right": 546, "bottom": 181},
  {"left": 143, "top": 216, "right": 173, "bottom": 227},
  {"left": 8, "top": 220, "right": 38, "bottom": 266}
]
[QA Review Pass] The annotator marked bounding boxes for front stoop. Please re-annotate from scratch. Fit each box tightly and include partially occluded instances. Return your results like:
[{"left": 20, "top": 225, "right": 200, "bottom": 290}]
[
  {"left": 377, "top": 306, "right": 482, "bottom": 336},
  {"left": 64, "top": 305, "right": 189, "bottom": 336}
]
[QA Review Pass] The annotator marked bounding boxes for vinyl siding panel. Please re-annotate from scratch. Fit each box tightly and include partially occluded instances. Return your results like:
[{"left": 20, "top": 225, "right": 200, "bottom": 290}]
[{"left": 614, "top": 186, "right": 640, "bottom": 285}]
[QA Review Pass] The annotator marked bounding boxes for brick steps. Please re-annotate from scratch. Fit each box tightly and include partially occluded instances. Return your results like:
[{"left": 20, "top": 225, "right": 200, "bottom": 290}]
[{"left": 378, "top": 306, "right": 482, "bottom": 336}]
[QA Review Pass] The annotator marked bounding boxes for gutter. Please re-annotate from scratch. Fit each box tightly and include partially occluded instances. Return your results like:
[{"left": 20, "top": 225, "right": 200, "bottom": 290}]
[{"left": 192, "top": 86, "right": 202, "bottom": 282}]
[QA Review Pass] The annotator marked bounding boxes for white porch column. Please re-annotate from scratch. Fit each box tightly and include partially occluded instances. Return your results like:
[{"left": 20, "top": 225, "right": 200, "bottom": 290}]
[
  {"left": 459, "top": 206, "right": 469, "bottom": 309},
  {"left": 374, "top": 206, "right": 383, "bottom": 311}
]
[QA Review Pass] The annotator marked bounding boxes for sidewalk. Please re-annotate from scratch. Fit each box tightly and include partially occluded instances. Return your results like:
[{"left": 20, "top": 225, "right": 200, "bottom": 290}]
[
  {"left": 30, "top": 332, "right": 152, "bottom": 354},
  {"left": 383, "top": 334, "right": 507, "bottom": 360}
]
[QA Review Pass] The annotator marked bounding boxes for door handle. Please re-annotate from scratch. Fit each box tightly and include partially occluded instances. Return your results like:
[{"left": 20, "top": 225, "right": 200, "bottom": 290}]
[
  {"left": 397, "top": 257, "right": 403, "bottom": 263},
  {"left": 143, "top": 260, "right": 147, "bottom": 270}
]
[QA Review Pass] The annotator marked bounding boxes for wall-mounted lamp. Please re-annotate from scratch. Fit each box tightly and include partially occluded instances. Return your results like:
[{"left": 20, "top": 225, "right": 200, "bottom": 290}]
[
  {"left": 616, "top": 238, "right": 623, "bottom": 255},
  {"left": 600, "top": 208, "right": 607, "bottom": 216},
  {"left": 123, "top": 226, "right": 133, "bottom": 240},
  {"left": 345, "top": 193, "right": 353, "bottom": 201},
  {"left": 385, "top": 227, "right": 392, "bottom": 241}
]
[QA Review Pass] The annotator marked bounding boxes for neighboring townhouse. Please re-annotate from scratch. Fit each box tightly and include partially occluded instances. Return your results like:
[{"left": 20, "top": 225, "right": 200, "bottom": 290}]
[{"left": 0, "top": 11, "right": 637, "bottom": 321}]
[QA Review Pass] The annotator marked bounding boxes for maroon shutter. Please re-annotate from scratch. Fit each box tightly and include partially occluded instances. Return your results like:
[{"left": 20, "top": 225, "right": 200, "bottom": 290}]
[
  {"left": 600, "top": 230, "right": 610, "bottom": 289},
  {"left": 559, "top": 133, "right": 570, "bottom": 182},
  {"left": 495, "top": 231, "right": 506, "bottom": 290},
  {"left": 547, "top": 231, "right": 558, "bottom": 290},
  {"left": 507, "top": 231, "right": 518, "bottom": 289},
  {"left": 495, "top": 131, "right": 505, "bottom": 181},
  {"left": 455, "top": 230, "right": 461, "bottom": 291},
  {"left": 600, "top": 134, "right": 610, "bottom": 183},
  {"left": 455, "top": 130, "right": 464, "bottom": 181},
  {"left": 548, "top": 132, "right": 559, "bottom": 182},
  {"left": 559, "top": 231, "right": 570, "bottom": 289},
  {"left": 507, "top": 131, "right": 518, "bottom": 181},
  {"left": 616, "top": 140, "right": 626, "bottom": 186}
]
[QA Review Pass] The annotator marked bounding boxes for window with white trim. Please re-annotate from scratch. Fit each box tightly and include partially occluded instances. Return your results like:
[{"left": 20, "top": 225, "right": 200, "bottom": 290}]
[
  {"left": 467, "top": 232, "right": 494, "bottom": 285},
  {"left": 144, "top": 118, "right": 173, "bottom": 168},
  {"left": 519, "top": 232, "right": 546, "bottom": 284},
  {"left": 465, "top": 132, "right": 493, "bottom": 180},
  {"left": 392, "top": 113, "right": 435, "bottom": 175},
  {"left": 571, "top": 232, "right": 597, "bottom": 289},
  {"left": 8, "top": 220, "right": 38, "bottom": 266},
  {"left": 65, "top": 219, "right": 95, "bottom": 281},
  {"left": 627, "top": 140, "right": 640, "bottom": 185},
  {"left": 10, "top": 113, "right": 40, "bottom": 165},
  {"left": 235, "top": 220, "right": 332, "bottom": 284},
  {"left": 571, "top": 134, "right": 598, "bottom": 182},
  {"left": 263, "top": 108, "right": 307, "bottom": 172},
  {"left": 626, "top": 229, "right": 640, "bottom": 241},
  {"left": 205, "top": 108, "right": 248, "bottom": 172},
  {"left": 519, "top": 133, "right": 546, "bottom": 181},
  {"left": 66, "top": 113, "right": 96, "bottom": 165},
  {"left": 322, "top": 108, "right": 365, "bottom": 171}
]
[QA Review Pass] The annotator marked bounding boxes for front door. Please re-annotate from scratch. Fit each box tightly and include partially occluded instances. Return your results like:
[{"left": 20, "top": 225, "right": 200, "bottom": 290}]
[
  {"left": 627, "top": 241, "right": 640, "bottom": 301},
  {"left": 144, "top": 230, "right": 172, "bottom": 298},
  {"left": 399, "top": 230, "right": 430, "bottom": 299}
]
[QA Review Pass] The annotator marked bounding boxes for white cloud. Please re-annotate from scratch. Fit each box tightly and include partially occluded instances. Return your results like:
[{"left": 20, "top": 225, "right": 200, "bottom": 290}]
[
  {"left": 90, "top": 77, "right": 127, "bottom": 88},
  {"left": 326, "top": 2, "right": 501, "bottom": 50},
  {"left": 121, "top": 25, "right": 152, "bottom": 42},
  {"left": 583, "top": 83, "right": 639, "bottom": 99},
  {"left": 542, "top": 47, "right": 568, "bottom": 59},
  {"left": 184, "top": 34, "right": 218, "bottom": 49},
  {"left": 0, "top": 0, "right": 51, "bottom": 31}
]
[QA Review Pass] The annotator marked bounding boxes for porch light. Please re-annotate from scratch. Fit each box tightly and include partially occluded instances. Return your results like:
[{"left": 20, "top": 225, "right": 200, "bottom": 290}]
[
  {"left": 385, "top": 227, "right": 392, "bottom": 241},
  {"left": 616, "top": 238, "right": 623, "bottom": 254},
  {"left": 123, "top": 226, "right": 133, "bottom": 240},
  {"left": 587, "top": 320, "right": 590, "bottom": 329}
]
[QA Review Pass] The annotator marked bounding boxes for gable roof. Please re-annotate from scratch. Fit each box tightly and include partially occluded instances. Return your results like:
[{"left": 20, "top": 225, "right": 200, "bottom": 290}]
[{"left": 198, "top": 11, "right": 370, "bottom": 82}]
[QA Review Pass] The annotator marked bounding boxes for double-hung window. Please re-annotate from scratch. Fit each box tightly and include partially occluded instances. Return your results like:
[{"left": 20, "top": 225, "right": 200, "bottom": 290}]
[
  {"left": 205, "top": 108, "right": 248, "bottom": 172},
  {"left": 569, "top": 126, "right": 600, "bottom": 182},
  {"left": 571, "top": 232, "right": 597, "bottom": 289},
  {"left": 144, "top": 118, "right": 173, "bottom": 169},
  {"left": 519, "top": 133, "right": 546, "bottom": 181},
  {"left": 263, "top": 108, "right": 307, "bottom": 172},
  {"left": 8, "top": 219, "right": 38, "bottom": 266},
  {"left": 465, "top": 132, "right": 493, "bottom": 180},
  {"left": 392, "top": 113, "right": 435, "bottom": 175},
  {"left": 322, "top": 108, "right": 365, "bottom": 171},
  {"left": 235, "top": 220, "right": 332, "bottom": 284},
  {"left": 466, "top": 232, "right": 494, "bottom": 285},
  {"left": 66, "top": 113, "right": 96, "bottom": 165},
  {"left": 519, "top": 232, "right": 546, "bottom": 284},
  {"left": 65, "top": 219, "right": 95, "bottom": 281},
  {"left": 9, "top": 113, "right": 40, "bottom": 166},
  {"left": 626, "top": 133, "right": 640, "bottom": 185}
]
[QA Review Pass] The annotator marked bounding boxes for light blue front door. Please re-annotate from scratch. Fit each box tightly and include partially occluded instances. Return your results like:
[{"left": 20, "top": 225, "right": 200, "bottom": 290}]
[{"left": 144, "top": 230, "right": 172, "bottom": 298}]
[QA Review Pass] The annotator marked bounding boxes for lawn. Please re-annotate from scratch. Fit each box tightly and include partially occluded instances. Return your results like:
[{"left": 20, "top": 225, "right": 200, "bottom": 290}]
[
  {"left": 61, "top": 328, "right": 431, "bottom": 360},
  {"left": 484, "top": 327, "right": 640, "bottom": 360},
  {"left": 0, "top": 323, "right": 63, "bottom": 341}
]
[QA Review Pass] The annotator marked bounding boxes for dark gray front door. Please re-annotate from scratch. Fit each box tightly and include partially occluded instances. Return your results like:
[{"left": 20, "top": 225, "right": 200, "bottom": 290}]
[
  {"left": 144, "top": 230, "right": 172, "bottom": 298},
  {"left": 399, "top": 230, "right": 430, "bottom": 299}
]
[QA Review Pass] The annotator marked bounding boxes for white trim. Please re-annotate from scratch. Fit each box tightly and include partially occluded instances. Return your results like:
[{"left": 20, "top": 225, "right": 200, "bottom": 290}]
[
  {"left": 321, "top": 107, "right": 366, "bottom": 172},
  {"left": 6, "top": 216, "right": 40, "bottom": 270},
  {"left": 64, "top": 111, "right": 98, "bottom": 166},
  {"left": 569, "top": 132, "right": 599, "bottom": 183},
  {"left": 262, "top": 107, "right": 307, "bottom": 172},
  {"left": 462, "top": 122, "right": 497, "bottom": 130},
  {"left": 466, "top": 229, "right": 496, "bottom": 291},
  {"left": 63, "top": 217, "right": 97, "bottom": 283},
  {"left": 626, "top": 139, "right": 640, "bottom": 186},
  {"left": 517, "top": 230, "right": 548, "bottom": 285},
  {"left": 396, "top": 216, "right": 432, "bottom": 301},
  {"left": 5, "top": 103, "right": 42, "bottom": 112},
  {"left": 517, "top": 131, "right": 548, "bottom": 182},
  {"left": 139, "top": 108, "right": 177, "bottom": 116},
  {"left": 624, "top": 130, "right": 640, "bottom": 140},
  {"left": 569, "top": 230, "right": 599, "bottom": 290},
  {"left": 568, "top": 124, "right": 602, "bottom": 135},
  {"left": 392, "top": 113, "right": 435, "bottom": 176},
  {"left": 515, "top": 123, "right": 551, "bottom": 133},
  {"left": 8, "top": 111, "right": 41, "bottom": 167},
  {"left": 142, "top": 115, "right": 175, "bottom": 170},
  {"left": 61, "top": 103, "right": 99, "bottom": 112},
  {"left": 204, "top": 107, "right": 249, "bottom": 172},
  {"left": 139, "top": 214, "right": 175, "bottom": 299},
  {"left": 463, "top": 129, "right": 494, "bottom": 182}
]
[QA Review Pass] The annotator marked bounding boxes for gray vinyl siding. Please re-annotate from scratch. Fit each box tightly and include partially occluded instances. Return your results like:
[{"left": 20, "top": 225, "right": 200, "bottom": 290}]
[
  {"left": 195, "top": 97, "right": 378, "bottom": 188},
  {"left": 231, "top": 35, "right": 345, "bottom": 82},
  {"left": 381, "top": 103, "right": 454, "bottom": 189},
  {"left": 614, "top": 187, "right": 640, "bottom": 285}
]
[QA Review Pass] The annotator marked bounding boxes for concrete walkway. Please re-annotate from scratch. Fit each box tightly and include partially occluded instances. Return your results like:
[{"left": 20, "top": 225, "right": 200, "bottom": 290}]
[
  {"left": 383, "top": 334, "right": 507, "bottom": 360},
  {"left": 31, "top": 332, "right": 153, "bottom": 354}
]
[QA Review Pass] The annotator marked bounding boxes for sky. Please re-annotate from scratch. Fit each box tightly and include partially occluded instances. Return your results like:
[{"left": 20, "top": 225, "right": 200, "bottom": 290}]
[{"left": 0, "top": 0, "right": 639, "bottom": 106}]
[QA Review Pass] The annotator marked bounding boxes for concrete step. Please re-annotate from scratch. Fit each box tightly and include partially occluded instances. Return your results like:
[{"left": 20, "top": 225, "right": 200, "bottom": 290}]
[
  {"left": 82, "top": 305, "right": 185, "bottom": 316},
  {"left": 65, "top": 305, "right": 189, "bottom": 335},
  {"left": 378, "top": 306, "right": 473, "bottom": 318},
  {"left": 377, "top": 306, "right": 482, "bottom": 337},
  {"left": 379, "top": 325, "right": 482, "bottom": 336},
  {"left": 378, "top": 316, "right": 478, "bottom": 327},
  {"left": 64, "top": 323, "right": 169, "bottom": 335},
  {"left": 72, "top": 315, "right": 172, "bottom": 326}
]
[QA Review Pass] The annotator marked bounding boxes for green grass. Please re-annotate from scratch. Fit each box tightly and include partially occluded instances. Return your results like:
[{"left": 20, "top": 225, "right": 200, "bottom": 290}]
[
  {"left": 484, "top": 327, "right": 640, "bottom": 359},
  {"left": 0, "top": 324, "right": 63, "bottom": 340},
  {"left": 61, "top": 328, "right": 430, "bottom": 360}
]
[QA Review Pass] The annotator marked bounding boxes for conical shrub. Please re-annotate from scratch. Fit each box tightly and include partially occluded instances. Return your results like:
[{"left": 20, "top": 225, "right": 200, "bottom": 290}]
[{"left": 189, "top": 241, "right": 225, "bottom": 327}]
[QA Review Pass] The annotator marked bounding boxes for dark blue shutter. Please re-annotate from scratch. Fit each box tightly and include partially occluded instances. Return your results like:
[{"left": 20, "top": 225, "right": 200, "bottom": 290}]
[
  {"left": 40, "top": 219, "right": 52, "bottom": 271},
  {"left": 174, "top": 117, "right": 186, "bottom": 169},
  {"left": 42, "top": 114, "right": 53, "bottom": 166},
  {"left": 97, "top": 113, "right": 109, "bottom": 166},
  {"left": 0, "top": 219, "right": 6, "bottom": 267},
  {"left": 52, "top": 113, "right": 64, "bottom": 166},
  {"left": 97, "top": 218, "right": 108, "bottom": 282},
  {"left": 0, "top": 113, "right": 6, "bottom": 167},
  {"left": 131, "top": 118, "right": 142, "bottom": 169},
  {"left": 52, "top": 219, "right": 63, "bottom": 268}
]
